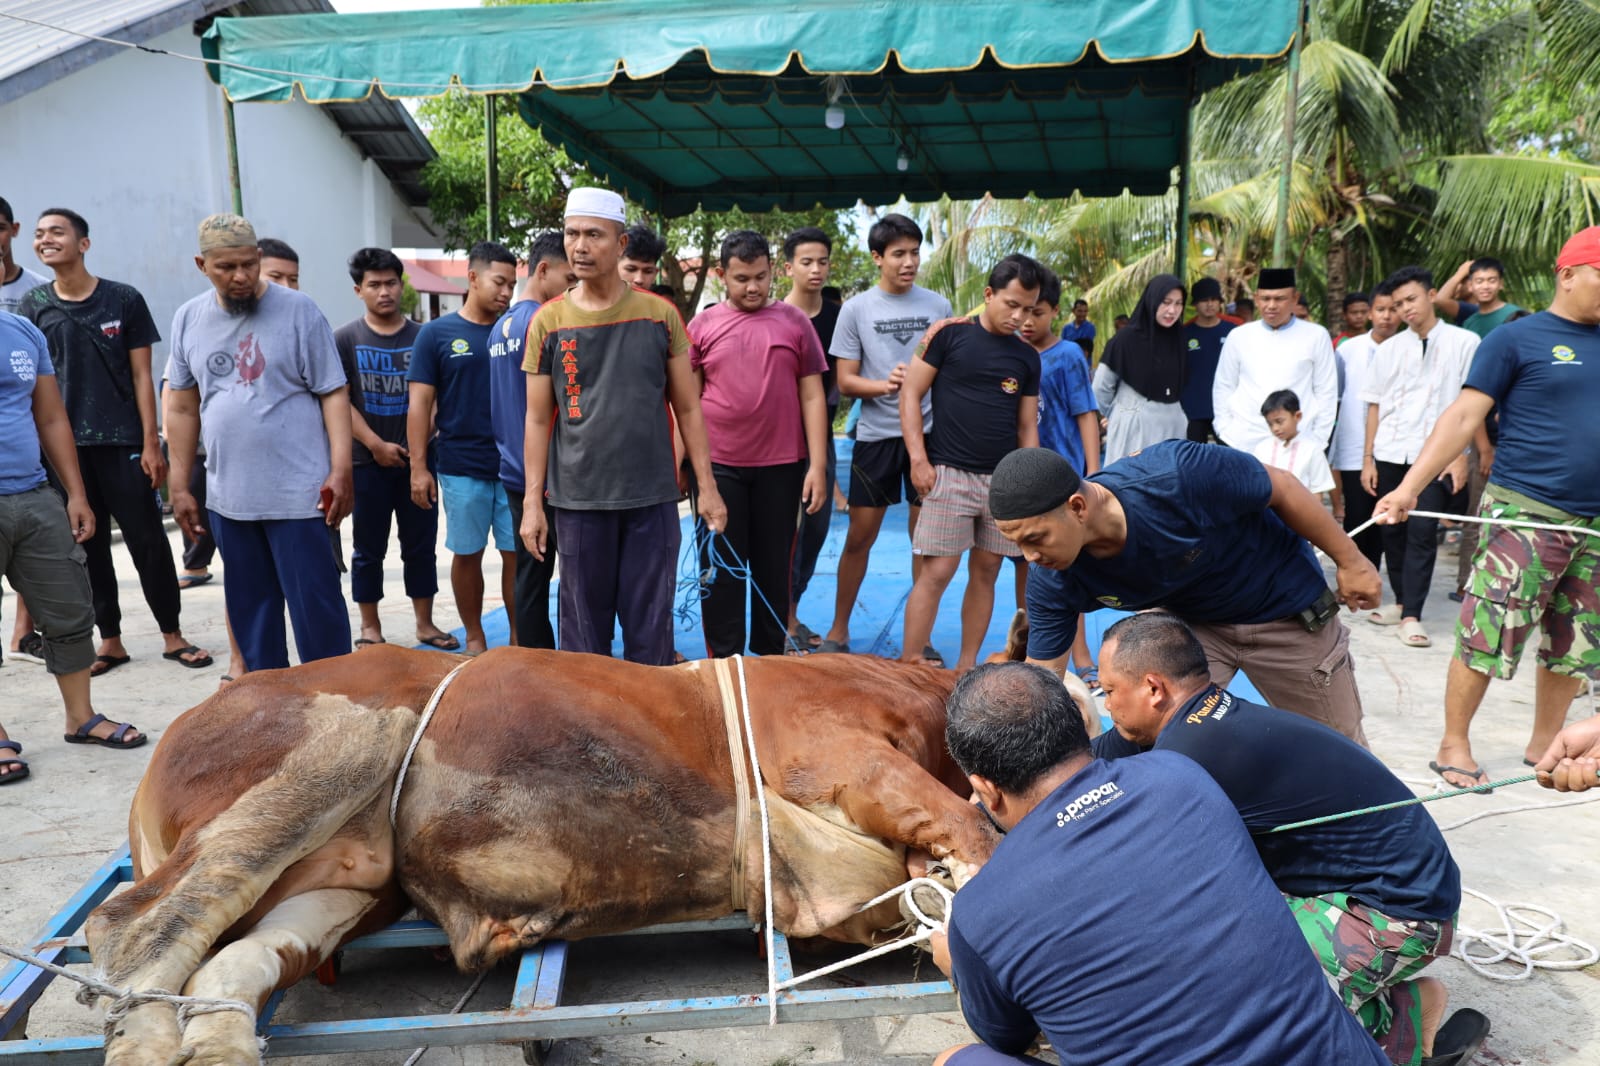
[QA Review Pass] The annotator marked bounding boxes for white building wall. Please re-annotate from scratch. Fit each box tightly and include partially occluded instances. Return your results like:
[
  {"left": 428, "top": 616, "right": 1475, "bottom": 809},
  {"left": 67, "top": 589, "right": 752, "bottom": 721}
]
[{"left": 0, "top": 25, "right": 422, "bottom": 373}]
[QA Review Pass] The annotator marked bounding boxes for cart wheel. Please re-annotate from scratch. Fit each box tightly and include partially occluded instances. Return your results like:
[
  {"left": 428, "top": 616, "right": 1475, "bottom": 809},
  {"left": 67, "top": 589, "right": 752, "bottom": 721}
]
[{"left": 521, "top": 1039, "right": 555, "bottom": 1065}]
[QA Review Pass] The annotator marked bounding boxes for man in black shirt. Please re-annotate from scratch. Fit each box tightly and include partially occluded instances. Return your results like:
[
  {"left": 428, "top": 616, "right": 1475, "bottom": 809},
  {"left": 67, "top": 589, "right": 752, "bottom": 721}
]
[
  {"left": 21, "top": 208, "right": 210, "bottom": 675},
  {"left": 1094, "top": 612, "right": 1468, "bottom": 1066},
  {"left": 899, "top": 255, "right": 1042, "bottom": 671},
  {"left": 782, "top": 226, "right": 842, "bottom": 649}
]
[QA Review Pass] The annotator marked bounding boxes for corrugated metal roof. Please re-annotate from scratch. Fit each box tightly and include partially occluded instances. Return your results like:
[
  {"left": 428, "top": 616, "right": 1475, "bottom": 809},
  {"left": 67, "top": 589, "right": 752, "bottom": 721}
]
[{"left": 0, "top": 0, "right": 436, "bottom": 214}]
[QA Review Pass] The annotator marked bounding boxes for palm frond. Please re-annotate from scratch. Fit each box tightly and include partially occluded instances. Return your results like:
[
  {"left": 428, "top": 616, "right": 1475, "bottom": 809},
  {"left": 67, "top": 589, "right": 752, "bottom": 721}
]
[
  {"left": 1537, "top": 0, "right": 1600, "bottom": 130},
  {"left": 1432, "top": 154, "right": 1600, "bottom": 278},
  {"left": 1377, "top": 0, "right": 1437, "bottom": 75}
]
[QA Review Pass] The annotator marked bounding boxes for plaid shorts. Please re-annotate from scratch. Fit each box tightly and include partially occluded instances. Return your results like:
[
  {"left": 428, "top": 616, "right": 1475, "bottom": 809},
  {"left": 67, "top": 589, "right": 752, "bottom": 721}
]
[
  {"left": 1287, "top": 892, "right": 1454, "bottom": 1066},
  {"left": 912, "top": 465, "right": 1020, "bottom": 558},
  {"left": 1455, "top": 483, "right": 1600, "bottom": 681}
]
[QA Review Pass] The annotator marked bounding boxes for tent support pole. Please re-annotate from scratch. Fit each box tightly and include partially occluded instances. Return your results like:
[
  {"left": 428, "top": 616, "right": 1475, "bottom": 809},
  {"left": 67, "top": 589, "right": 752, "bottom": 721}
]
[
  {"left": 1271, "top": 2, "right": 1305, "bottom": 266},
  {"left": 1174, "top": 94, "right": 1192, "bottom": 279},
  {"left": 485, "top": 94, "right": 498, "bottom": 242},
  {"left": 222, "top": 94, "right": 243, "bottom": 215}
]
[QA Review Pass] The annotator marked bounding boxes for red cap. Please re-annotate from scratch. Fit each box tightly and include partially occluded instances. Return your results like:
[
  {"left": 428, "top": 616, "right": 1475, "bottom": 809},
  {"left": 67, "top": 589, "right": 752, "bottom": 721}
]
[{"left": 1555, "top": 226, "right": 1600, "bottom": 271}]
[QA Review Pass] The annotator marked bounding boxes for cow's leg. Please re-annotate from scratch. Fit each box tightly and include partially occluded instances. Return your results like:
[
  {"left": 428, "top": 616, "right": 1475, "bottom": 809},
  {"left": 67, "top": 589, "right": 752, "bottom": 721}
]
[
  {"left": 173, "top": 889, "right": 382, "bottom": 1066},
  {"left": 88, "top": 699, "right": 414, "bottom": 1066}
]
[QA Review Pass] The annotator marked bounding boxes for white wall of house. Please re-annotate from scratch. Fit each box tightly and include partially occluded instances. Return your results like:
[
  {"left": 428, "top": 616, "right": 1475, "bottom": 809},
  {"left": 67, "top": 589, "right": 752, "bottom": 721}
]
[{"left": 1, "top": 25, "right": 425, "bottom": 373}]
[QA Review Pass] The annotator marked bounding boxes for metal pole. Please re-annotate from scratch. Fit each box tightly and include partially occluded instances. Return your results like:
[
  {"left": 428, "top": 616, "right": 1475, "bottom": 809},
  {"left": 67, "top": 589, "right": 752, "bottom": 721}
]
[
  {"left": 484, "top": 94, "right": 498, "bottom": 242},
  {"left": 222, "top": 94, "right": 243, "bottom": 215},
  {"left": 1174, "top": 96, "right": 1192, "bottom": 280},
  {"left": 1271, "top": 2, "right": 1305, "bottom": 266}
]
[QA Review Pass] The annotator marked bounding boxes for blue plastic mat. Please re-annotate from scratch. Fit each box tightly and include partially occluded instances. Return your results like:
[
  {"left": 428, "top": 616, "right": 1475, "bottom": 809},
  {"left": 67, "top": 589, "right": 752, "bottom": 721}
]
[{"left": 422, "top": 438, "right": 1264, "bottom": 702}]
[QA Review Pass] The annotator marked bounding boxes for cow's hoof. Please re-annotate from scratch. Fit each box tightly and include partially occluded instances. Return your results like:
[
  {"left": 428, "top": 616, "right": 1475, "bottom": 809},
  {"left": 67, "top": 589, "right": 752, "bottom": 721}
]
[{"left": 522, "top": 1038, "right": 556, "bottom": 1064}]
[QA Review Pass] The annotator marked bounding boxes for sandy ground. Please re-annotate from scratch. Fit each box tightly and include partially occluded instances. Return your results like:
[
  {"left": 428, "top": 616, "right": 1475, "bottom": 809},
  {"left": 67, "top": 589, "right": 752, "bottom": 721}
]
[{"left": 3, "top": 517, "right": 1600, "bottom": 1064}]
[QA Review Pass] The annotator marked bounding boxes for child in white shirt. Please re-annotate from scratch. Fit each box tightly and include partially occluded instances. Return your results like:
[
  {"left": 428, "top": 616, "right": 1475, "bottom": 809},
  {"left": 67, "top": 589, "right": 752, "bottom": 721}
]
[{"left": 1253, "top": 390, "right": 1337, "bottom": 507}]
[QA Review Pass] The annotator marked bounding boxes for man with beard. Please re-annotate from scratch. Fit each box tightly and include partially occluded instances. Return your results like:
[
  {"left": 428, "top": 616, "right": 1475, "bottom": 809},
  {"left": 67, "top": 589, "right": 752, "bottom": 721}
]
[{"left": 165, "top": 214, "right": 353, "bottom": 671}]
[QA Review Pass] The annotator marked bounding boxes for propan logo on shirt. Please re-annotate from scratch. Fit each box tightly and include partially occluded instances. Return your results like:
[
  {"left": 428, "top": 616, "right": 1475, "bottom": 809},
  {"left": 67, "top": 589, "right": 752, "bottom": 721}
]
[
  {"left": 1055, "top": 781, "right": 1124, "bottom": 826},
  {"left": 10, "top": 350, "right": 35, "bottom": 381}
]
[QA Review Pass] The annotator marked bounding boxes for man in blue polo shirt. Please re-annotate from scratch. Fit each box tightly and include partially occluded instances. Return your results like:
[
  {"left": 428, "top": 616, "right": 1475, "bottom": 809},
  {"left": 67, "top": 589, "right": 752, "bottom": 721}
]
[
  {"left": 989, "top": 443, "right": 1381, "bottom": 743},
  {"left": 928, "top": 661, "right": 1388, "bottom": 1066},
  {"left": 1093, "top": 612, "right": 1469, "bottom": 1066},
  {"left": 489, "top": 232, "right": 574, "bottom": 650},
  {"left": 1376, "top": 225, "right": 1600, "bottom": 791}
]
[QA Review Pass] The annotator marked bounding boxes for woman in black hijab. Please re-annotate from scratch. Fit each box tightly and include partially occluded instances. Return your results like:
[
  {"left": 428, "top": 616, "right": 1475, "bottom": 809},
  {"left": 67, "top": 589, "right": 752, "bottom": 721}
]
[{"left": 1092, "top": 274, "right": 1188, "bottom": 463}]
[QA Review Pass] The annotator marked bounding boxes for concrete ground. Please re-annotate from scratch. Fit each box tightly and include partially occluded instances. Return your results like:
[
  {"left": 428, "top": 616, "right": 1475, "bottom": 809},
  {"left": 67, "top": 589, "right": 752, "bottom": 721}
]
[{"left": 3, "top": 516, "right": 1600, "bottom": 1064}]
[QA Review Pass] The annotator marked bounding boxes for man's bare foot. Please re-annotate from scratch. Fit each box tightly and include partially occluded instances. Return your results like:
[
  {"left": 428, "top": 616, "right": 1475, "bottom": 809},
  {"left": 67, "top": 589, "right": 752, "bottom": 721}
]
[
  {"left": 464, "top": 638, "right": 488, "bottom": 656},
  {"left": 160, "top": 632, "right": 213, "bottom": 667},
  {"left": 97, "top": 637, "right": 129, "bottom": 661},
  {"left": 1416, "top": 976, "right": 1448, "bottom": 1055}
]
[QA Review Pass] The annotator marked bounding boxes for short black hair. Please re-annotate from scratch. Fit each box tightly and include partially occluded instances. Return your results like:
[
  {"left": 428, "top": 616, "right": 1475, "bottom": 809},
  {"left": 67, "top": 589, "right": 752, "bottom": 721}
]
[
  {"left": 1102, "top": 612, "right": 1210, "bottom": 686},
  {"left": 1371, "top": 280, "right": 1396, "bottom": 299},
  {"left": 1384, "top": 264, "right": 1434, "bottom": 292},
  {"left": 868, "top": 213, "right": 922, "bottom": 256},
  {"left": 1072, "top": 298, "right": 1088, "bottom": 309},
  {"left": 719, "top": 229, "right": 771, "bottom": 269},
  {"left": 987, "top": 253, "right": 1044, "bottom": 294},
  {"left": 1261, "top": 388, "right": 1302, "bottom": 416},
  {"left": 467, "top": 240, "right": 516, "bottom": 270},
  {"left": 821, "top": 285, "right": 842, "bottom": 304},
  {"left": 347, "top": 247, "right": 404, "bottom": 285},
  {"left": 622, "top": 224, "right": 666, "bottom": 265},
  {"left": 1342, "top": 292, "right": 1370, "bottom": 309},
  {"left": 1294, "top": 293, "right": 1310, "bottom": 308},
  {"left": 40, "top": 207, "right": 88, "bottom": 239},
  {"left": 1469, "top": 257, "right": 1505, "bottom": 279},
  {"left": 945, "top": 662, "right": 1090, "bottom": 795},
  {"left": 782, "top": 226, "right": 832, "bottom": 261},
  {"left": 257, "top": 237, "right": 298, "bottom": 263},
  {"left": 1114, "top": 314, "right": 1130, "bottom": 325},
  {"left": 1034, "top": 267, "right": 1062, "bottom": 310},
  {"left": 1234, "top": 297, "right": 1255, "bottom": 313},
  {"left": 1508, "top": 308, "right": 1533, "bottom": 321},
  {"left": 528, "top": 230, "right": 566, "bottom": 266},
  {"left": 0, "top": 196, "right": 14, "bottom": 225}
]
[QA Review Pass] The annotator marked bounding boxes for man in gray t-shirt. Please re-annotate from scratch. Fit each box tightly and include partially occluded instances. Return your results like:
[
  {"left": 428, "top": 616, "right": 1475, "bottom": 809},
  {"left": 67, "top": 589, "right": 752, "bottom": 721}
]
[
  {"left": 819, "top": 213, "right": 952, "bottom": 657},
  {"left": 165, "top": 213, "right": 354, "bottom": 673},
  {"left": 0, "top": 195, "right": 48, "bottom": 314}
]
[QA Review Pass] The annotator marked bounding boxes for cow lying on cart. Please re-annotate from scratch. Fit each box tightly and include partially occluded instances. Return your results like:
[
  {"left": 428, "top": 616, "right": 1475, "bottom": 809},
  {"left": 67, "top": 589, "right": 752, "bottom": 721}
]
[{"left": 84, "top": 647, "right": 1001, "bottom": 1066}]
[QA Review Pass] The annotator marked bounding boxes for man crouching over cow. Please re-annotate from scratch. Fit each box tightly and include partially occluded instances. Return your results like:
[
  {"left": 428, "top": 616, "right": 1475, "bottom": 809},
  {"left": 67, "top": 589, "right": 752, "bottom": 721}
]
[
  {"left": 82, "top": 647, "right": 1001, "bottom": 1066},
  {"left": 927, "top": 661, "right": 1390, "bottom": 1065}
]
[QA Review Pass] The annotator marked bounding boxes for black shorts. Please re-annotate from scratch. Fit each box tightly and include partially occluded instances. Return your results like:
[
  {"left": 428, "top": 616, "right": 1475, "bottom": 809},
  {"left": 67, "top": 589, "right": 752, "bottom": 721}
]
[{"left": 848, "top": 437, "right": 923, "bottom": 508}]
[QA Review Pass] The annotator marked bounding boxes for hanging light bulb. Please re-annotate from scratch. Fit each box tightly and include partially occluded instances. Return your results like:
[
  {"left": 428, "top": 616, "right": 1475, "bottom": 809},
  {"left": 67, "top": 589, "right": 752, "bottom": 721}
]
[{"left": 896, "top": 148, "right": 910, "bottom": 172}]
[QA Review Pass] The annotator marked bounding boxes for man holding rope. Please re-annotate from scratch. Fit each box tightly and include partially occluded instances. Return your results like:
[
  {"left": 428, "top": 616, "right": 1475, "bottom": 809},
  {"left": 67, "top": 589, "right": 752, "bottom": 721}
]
[{"left": 1375, "top": 226, "right": 1600, "bottom": 791}]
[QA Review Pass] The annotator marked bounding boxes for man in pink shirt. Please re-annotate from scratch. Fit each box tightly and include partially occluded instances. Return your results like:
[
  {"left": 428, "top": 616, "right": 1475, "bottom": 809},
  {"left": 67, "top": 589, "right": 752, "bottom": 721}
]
[{"left": 689, "top": 230, "right": 829, "bottom": 656}]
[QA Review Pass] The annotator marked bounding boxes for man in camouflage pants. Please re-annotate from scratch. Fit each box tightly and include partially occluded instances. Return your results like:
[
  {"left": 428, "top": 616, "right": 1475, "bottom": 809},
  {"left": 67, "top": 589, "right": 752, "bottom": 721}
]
[{"left": 1376, "top": 225, "right": 1600, "bottom": 790}]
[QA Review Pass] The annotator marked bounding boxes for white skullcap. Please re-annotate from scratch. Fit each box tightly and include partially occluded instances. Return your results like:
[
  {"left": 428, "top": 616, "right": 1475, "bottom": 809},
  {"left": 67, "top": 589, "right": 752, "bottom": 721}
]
[{"left": 564, "top": 187, "right": 626, "bottom": 224}]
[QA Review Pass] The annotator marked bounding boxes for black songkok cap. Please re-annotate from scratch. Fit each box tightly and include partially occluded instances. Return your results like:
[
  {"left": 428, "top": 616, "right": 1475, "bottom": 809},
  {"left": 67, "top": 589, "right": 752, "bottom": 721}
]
[
  {"left": 1191, "top": 277, "right": 1223, "bottom": 303},
  {"left": 989, "top": 448, "right": 1083, "bottom": 522},
  {"left": 1257, "top": 267, "right": 1296, "bottom": 290}
]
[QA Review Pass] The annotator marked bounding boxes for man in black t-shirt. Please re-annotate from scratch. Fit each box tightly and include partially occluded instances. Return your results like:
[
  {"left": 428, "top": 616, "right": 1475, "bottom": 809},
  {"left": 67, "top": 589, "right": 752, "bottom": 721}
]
[
  {"left": 782, "top": 226, "right": 843, "bottom": 649},
  {"left": 899, "top": 255, "right": 1042, "bottom": 671},
  {"left": 335, "top": 247, "right": 455, "bottom": 651},
  {"left": 1092, "top": 612, "right": 1467, "bottom": 1065},
  {"left": 20, "top": 208, "right": 210, "bottom": 675}
]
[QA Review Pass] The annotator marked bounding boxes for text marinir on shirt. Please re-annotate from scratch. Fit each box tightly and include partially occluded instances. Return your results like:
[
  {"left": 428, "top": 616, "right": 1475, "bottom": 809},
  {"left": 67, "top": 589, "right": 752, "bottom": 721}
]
[
  {"left": 1185, "top": 688, "right": 1234, "bottom": 726},
  {"left": 1055, "top": 781, "right": 1124, "bottom": 826},
  {"left": 559, "top": 337, "right": 582, "bottom": 418}
]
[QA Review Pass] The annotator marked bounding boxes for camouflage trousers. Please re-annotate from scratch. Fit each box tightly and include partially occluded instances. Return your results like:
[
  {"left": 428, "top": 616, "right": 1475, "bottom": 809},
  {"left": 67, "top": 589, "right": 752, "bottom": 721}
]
[
  {"left": 1456, "top": 483, "right": 1600, "bottom": 681},
  {"left": 1286, "top": 892, "right": 1454, "bottom": 1066}
]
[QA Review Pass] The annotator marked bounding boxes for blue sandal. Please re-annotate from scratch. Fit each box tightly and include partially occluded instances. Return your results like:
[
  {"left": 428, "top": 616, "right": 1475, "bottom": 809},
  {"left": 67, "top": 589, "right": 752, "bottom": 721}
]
[
  {"left": 64, "top": 714, "right": 147, "bottom": 750},
  {"left": 0, "top": 740, "right": 29, "bottom": 785}
]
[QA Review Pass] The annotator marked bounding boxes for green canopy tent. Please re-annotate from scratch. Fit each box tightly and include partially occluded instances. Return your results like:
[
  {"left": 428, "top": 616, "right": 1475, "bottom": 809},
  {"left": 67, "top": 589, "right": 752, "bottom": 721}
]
[{"left": 203, "top": 0, "right": 1301, "bottom": 265}]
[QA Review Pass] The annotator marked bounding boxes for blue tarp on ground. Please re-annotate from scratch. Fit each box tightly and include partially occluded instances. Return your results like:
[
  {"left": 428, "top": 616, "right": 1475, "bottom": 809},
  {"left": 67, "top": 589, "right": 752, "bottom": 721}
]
[{"left": 435, "top": 437, "right": 1263, "bottom": 702}]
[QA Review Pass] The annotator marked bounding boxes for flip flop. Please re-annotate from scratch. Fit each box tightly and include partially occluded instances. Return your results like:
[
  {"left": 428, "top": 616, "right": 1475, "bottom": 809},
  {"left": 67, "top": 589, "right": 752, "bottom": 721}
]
[
  {"left": 162, "top": 645, "right": 214, "bottom": 669},
  {"left": 64, "top": 713, "right": 146, "bottom": 749},
  {"left": 354, "top": 637, "right": 386, "bottom": 648},
  {"left": 1398, "top": 620, "right": 1432, "bottom": 647},
  {"left": 177, "top": 573, "right": 213, "bottom": 590},
  {"left": 1368, "top": 604, "right": 1404, "bottom": 626},
  {"left": 790, "top": 621, "right": 824, "bottom": 649},
  {"left": 0, "top": 740, "right": 30, "bottom": 785},
  {"left": 816, "top": 639, "right": 851, "bottom": 654},
  {"left": 1429, "top": 760, "right": 1493, "bottom": 794},
  {"left": 417, "top": 633, "right": 461, "bottom": 651},
  {"left": 89, "top": 653, "right": 131, "bottom": 677},
  {"left": 922, "top": 644, "right": 945, "bottom": 666},
  {"left": 1421, "top": 1008, "right": 1491, "bottom": 1066},
  {"left": 10, "top": 631, "right": 45, "bottom": 665}
]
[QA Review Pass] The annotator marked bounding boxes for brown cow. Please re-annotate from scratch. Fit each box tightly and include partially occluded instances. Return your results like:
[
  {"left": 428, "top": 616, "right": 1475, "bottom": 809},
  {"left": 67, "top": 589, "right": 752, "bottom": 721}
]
[{"left": 85, "top": 647, "right": 999, "bottom": 1066}]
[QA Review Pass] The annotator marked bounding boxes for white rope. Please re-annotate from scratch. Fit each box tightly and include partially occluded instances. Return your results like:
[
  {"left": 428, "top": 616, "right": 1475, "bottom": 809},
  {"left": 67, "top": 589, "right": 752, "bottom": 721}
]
[
  {"left": 0, "top": 944, "right": 255, "bottom": 1041},
  {"left": 1450, "top": 887, "right": 1600, "bottom": 982},
  {"left": 390, "top": 660, "right": 472, "bottom": 830},
  {"left": 729, "top": 657, "right": 956, "bottom": 1024},
  {"left": 1354, "top": 510, "right": 1600, "bottom": 541}
]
